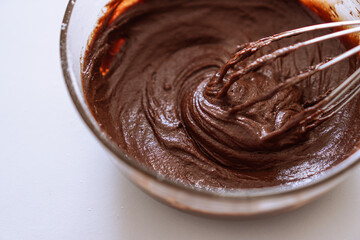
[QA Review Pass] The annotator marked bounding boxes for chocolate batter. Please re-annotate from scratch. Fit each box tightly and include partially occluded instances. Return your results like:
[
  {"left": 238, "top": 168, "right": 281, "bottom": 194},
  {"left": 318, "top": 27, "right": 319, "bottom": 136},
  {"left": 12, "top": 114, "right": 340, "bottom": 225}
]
[{"left": 83, "top": 0, "right": 360, "bottom": 189}]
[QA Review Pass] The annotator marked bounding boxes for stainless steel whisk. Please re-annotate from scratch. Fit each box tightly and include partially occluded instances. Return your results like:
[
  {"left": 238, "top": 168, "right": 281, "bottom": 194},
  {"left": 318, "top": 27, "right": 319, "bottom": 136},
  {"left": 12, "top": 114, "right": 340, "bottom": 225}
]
[{"left": 209, "top": 20, "right": 360, "bottom": 139}]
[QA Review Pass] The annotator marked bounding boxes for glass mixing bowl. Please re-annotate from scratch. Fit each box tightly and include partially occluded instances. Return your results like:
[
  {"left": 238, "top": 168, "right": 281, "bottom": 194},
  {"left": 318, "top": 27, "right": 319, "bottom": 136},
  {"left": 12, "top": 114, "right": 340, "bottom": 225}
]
[{"left": 60, "top": 0, "right": 360, "bottom": 217}]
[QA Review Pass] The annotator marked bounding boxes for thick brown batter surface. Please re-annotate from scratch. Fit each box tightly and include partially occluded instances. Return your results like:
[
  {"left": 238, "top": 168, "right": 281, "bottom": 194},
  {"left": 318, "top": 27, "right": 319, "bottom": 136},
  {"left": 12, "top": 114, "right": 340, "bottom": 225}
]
[{"left": 83, "top": 0, "right": 360, "bottom": 189}]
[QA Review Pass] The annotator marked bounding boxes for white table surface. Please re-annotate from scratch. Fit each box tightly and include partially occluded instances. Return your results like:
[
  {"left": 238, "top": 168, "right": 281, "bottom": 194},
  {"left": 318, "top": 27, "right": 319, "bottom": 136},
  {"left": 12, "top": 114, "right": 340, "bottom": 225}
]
[{"left": 1, "top": 0, "right": 360, "bottom": 239}]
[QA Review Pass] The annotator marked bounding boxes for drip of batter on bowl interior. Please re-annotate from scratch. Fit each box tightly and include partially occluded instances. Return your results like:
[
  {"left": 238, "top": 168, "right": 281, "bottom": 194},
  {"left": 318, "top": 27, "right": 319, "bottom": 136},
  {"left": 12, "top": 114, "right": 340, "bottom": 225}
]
[{"left": 82, "top": 0, "right": 360, "bottom": 190}]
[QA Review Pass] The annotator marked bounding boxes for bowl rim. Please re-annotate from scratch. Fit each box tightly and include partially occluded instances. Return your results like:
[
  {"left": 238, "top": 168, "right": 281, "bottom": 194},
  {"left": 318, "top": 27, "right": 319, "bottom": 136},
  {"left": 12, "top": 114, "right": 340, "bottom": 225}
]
[{"left": 60, "top": 0, "right": 360, "bottom": 200}]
